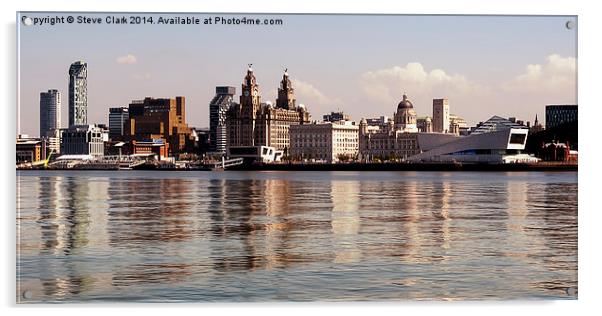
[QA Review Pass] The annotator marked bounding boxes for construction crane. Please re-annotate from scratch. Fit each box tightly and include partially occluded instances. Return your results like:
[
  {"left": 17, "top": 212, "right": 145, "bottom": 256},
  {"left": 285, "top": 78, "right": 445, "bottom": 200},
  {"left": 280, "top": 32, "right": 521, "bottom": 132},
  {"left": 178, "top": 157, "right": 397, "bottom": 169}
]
[
  {"left": 29, "top": 149, "right": 55, "bottom": 168},
  {"left": 43, "top": 149, "right": 54, "bottom": 168}
]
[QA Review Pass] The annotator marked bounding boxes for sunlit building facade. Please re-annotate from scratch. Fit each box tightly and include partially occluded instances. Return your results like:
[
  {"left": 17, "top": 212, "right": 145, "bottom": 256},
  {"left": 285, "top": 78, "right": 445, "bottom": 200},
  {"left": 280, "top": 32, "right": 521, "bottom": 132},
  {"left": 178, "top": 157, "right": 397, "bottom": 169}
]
[
  {"left": 358, "top": 93, "right": 421, "bottom": 161},
  {"left": 290, "top": 121, "right": 359, "bottom": 162},
  {"left": 227, "top": 66, "right": 310, "bottom": 157}
]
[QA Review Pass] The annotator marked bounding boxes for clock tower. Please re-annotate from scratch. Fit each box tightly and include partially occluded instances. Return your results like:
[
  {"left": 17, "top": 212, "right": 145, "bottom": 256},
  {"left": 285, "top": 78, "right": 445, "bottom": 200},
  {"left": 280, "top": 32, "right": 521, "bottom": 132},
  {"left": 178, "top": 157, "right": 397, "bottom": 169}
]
[
  {"left": 237, "top": 64, "right": 261, "bottom": 146},
  {"left": 276, "top": 68, "right": 296, "bottom": 110},
  {"left": 241, "top": 64, "right": 261, "bottom": 119}
]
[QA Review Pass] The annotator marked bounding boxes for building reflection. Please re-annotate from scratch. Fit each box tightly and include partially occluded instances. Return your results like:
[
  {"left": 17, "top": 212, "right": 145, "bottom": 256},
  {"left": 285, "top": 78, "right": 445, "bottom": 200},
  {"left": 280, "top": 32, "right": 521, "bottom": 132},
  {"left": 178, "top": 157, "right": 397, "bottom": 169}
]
[
  {"left": 504, "top": 178, "right": 538, "bottom": 261},
  {"left": 107, "top": 177, "right": 196, "bottom": 287},
  {"left": 36, "top": 176, "right": 63, "bottom": 254},
  {"left": 207, "top": 178, "right": 262, "bottom": 272},
  {"left": 525, "top": 178, "right": 578, "bottom": 295},
  {"left": 262, "top": 178, "right": 293, "bottom": 269},
  {"left": 207, "top": 176, "right": 331, "bottom": 272},
  {"left": 63, "top": 176, "right": 91, "bottom": 252},
  {"left": 330, "top": 181, "right": 362, "bottom": 263},
  {"left": 428, "top": 180, "right": 452, "bottom": 254},
  {"left": 34, "top": 176, "right": 99, "bottom": 300},
  {"left": 400, "top": 179, "right": 426, "bottom": 263},
  {"left": 107, "top": 178, "right": 194, "bottom": 245}
]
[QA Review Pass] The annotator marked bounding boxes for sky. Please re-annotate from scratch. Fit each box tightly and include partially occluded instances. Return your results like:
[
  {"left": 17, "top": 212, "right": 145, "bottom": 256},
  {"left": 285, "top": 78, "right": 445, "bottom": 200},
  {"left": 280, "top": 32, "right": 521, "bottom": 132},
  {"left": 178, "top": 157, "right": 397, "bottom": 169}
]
[{"left": 17, "top": 13, "right": 577, "bottom": 137}]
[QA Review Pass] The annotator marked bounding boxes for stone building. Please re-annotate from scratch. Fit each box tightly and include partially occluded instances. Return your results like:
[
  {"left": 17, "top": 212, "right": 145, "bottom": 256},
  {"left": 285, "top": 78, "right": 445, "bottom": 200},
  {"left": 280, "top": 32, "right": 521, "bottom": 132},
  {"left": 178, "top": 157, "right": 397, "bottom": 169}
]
[
  {"left": 359, "top": 93, "right": 421, "bottom": 161},
  {"left": 433, "top": 98, "right": 450, "bottom": 133},
  {"left": 394, "top": 94, "right": 418, "bottom": 133},
  {"left": 290, "top": 121, "right": 359, "bottom": 163},
  {"left": 226, "top": 65, "right": 310, "bottom": 156},
  {"left": 417, "top": 116, "right": 433, "bottom": 133}
]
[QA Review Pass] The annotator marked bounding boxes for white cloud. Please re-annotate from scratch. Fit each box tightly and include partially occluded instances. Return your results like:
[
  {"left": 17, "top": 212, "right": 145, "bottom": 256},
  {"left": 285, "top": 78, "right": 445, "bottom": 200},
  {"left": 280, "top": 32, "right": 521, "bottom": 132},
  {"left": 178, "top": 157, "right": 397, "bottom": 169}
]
[
  {"left": 503, "top": 54, "right": 576, "bottom": 92},
  {"left": 358, "top": 62, "right": 487, "bottom": 118},
  {"left": 291, "top": 79, "right": 342, "bottom": 114},
  {"left": 116, "top": 54, "right": 138, "bottom": 64}
]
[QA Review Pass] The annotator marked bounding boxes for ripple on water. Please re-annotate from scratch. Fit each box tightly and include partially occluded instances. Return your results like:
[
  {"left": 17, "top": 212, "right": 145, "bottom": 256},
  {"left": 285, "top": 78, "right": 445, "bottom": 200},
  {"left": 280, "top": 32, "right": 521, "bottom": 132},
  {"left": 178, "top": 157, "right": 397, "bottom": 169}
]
[{"left": 16, "top": 170, "right": 578, "bottom": 302}]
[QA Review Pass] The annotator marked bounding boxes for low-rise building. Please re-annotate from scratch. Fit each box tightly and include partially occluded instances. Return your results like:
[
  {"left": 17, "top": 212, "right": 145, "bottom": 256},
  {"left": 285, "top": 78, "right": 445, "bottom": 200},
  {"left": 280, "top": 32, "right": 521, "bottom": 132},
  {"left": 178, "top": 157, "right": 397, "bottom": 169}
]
[
  {"left": 366, "top": 116, "right": 390, "bottom": 128},
  {"left": 131, "top": 139, "right": 169, "bottom": 160},
  {"left": 44, "top": 128, "right": 62, "bottom": 155},
  {"left": 407, "top": 116, "right": 538, "bottom": 164},
  {"left": 449, "top": 114, "right": 468, "bottom": 135},
  {"left": 16, "top": 135, "right": 46, "bottom": 163},
  {"left": 417, "top": 116, "right": 433, "bottom": 133},
  {"left": 290, "top": 121, "right": 359, "bottom": 163},
  {"left": 323, "top": 111, "right": 351, "bottom": 123},
  {"left": 60, "top": 125, "right": 105, "bottom": 157}
]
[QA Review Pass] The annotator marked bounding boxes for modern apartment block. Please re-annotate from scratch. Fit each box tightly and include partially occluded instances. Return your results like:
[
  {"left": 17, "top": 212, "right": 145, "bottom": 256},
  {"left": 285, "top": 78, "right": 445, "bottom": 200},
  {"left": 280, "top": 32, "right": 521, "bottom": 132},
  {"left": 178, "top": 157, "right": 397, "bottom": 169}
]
[
  {"left": 68, "top": 61, "right": 88, "bottom": 126},
  {"left": 209, "top": 86, "right": 236, "bottom": 153}
]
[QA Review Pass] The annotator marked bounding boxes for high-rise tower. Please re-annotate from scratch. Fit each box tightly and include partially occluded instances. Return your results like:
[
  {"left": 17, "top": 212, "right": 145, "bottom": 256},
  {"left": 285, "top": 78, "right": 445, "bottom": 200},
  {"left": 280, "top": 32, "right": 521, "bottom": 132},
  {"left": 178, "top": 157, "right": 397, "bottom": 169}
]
[
  {"left": 209, "top": 86, "right": 236, "bottom": 153},
  {"left": 39, "top": 89, "right": 61, "bottom": 138},
  {"left": 68, "top": 61, "right": 88, "bottom": 126}
]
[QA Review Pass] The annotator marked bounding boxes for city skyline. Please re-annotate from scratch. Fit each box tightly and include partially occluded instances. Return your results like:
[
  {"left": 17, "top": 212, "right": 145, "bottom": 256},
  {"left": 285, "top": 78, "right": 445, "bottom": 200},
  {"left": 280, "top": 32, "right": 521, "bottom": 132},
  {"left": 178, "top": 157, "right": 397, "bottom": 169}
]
[{"left": 18, "top": 13, "right": 577, "bottom": 137}]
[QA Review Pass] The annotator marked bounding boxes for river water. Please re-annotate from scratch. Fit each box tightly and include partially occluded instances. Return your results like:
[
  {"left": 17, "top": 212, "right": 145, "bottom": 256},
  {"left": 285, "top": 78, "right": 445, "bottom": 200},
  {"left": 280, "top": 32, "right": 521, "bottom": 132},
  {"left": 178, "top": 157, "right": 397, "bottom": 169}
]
[{"left": 16, "top": 170, "right": 578, "bottom": 302}]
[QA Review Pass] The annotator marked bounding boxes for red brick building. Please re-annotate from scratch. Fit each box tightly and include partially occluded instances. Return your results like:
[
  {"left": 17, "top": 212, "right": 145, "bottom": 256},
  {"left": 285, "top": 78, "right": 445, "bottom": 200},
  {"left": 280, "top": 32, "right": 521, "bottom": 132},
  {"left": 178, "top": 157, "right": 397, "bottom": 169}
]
[{"left": 124, "top": 96, "right": 193, "bottom": 156}]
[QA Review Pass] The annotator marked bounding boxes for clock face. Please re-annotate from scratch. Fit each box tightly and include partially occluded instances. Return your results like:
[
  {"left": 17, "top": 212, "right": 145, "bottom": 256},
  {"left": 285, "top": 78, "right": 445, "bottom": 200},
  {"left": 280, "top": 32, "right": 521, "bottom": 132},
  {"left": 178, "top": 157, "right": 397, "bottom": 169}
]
[
  {"left": 244, "top": 91, "right": 249, "bottom": 97},
  {"left": 253, "top": 90, "right": 258, "bottom": 97}
]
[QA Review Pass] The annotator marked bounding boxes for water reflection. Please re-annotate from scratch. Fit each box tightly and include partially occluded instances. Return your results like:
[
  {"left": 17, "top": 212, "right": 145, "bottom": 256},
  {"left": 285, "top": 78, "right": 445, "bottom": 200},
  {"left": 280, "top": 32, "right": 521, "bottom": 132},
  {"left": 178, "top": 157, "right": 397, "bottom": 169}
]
[
  {"left": 107, "top": 178, "right": 194, "bottom": 245},
  {"left": 330, "top": 181, "right": 361, "bottom": 263},
  {"left": 16, "top": 171, "right": 578, "bottom": 302},
  {"left": 34, "top": 176, "right": 97, "bottom": 300}
]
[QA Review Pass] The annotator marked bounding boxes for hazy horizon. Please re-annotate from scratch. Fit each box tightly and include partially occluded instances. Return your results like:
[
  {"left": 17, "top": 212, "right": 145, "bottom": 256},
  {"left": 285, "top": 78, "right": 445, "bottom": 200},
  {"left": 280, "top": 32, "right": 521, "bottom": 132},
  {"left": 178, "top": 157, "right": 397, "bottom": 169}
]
[{"left": 18, "top": 13, "right": 577, "bottom": 137}]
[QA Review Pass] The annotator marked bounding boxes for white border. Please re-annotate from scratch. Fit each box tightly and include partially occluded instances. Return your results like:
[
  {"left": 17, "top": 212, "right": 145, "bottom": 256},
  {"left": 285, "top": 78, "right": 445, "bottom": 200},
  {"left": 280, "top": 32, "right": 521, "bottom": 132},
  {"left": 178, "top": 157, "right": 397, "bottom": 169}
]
[{"left": 2, "top": 0, "right": 600, "bottom": 315}]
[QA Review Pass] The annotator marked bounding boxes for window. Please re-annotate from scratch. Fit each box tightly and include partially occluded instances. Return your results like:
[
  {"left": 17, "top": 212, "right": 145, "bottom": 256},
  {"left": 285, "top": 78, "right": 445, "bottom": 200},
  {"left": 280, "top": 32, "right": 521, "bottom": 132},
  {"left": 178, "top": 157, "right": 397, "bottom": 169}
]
[{"left": 509, "top": 133, "right": 526, "bottom": 144}]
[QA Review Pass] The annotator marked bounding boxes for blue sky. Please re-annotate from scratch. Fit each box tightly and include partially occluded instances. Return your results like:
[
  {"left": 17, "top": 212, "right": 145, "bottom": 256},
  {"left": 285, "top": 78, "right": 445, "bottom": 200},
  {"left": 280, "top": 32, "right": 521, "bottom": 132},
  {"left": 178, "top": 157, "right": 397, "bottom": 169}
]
[{"left": 18, "top": 13, "right": 577, "bottom": 136}]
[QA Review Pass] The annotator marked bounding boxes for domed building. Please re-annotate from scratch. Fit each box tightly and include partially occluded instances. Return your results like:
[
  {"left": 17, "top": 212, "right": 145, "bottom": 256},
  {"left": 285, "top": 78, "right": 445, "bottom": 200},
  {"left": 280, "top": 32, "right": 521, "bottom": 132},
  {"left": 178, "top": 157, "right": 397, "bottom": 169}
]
[
  {"left": 394, "top": 93, "right": 418, "bottom": 132},
  {"left": 358, "top": 92, "right": 421, "bottom": 161}
]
